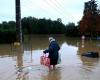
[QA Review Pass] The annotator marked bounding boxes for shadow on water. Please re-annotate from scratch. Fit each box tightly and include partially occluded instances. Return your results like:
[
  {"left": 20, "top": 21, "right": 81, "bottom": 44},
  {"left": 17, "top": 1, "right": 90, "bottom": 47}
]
[{"left": 0, "top": 35, "right": 100, "bottom": 80}]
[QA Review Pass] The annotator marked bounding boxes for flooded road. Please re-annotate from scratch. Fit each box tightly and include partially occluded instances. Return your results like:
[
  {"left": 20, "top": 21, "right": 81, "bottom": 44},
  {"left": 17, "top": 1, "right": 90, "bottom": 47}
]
[{"left": 0, "top": 35, "right": 100, "bottom": 80}]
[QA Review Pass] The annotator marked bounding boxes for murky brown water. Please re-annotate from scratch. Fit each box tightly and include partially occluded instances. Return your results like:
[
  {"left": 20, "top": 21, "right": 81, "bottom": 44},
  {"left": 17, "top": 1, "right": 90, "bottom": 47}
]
[{"left": 0, "top": 35, "right": 100, "bottom": 80}]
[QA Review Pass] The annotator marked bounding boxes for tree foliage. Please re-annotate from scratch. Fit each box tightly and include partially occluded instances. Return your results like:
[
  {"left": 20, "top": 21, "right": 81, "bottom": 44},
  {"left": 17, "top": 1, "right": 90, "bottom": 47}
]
[
  {"left": 65, "top": 23, "right": 79, "bottom": 36},
  {"left": 21, "top": 17, "right": 66, "bottom": 34},
  {"left": 79, "top": 0, "right": 100, "bottom": 36}
]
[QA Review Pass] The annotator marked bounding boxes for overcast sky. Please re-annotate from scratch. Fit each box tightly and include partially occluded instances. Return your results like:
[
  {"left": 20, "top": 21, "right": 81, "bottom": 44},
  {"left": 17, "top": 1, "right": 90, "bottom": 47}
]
[{"left": 0, "top": 0, "right": 100, "bottom": 25}]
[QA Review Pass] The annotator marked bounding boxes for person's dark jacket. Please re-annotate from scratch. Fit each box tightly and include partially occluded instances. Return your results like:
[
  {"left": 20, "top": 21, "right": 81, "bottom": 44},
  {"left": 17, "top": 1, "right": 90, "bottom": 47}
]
[{"left": 43, "top": 41, "right": 60, "bottom": 65}]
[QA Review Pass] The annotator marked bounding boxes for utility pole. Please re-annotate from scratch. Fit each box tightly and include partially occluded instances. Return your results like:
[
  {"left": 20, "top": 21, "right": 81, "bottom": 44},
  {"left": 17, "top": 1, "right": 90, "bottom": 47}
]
[{"left": 15, "top": 0, "right": 23, "bottom": 44}]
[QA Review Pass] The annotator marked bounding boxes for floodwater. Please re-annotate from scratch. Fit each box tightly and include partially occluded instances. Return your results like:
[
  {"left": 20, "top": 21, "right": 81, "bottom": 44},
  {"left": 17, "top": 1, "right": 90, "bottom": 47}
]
[{"left": 0, "top": 35, "right": 100, "bottom": 80}]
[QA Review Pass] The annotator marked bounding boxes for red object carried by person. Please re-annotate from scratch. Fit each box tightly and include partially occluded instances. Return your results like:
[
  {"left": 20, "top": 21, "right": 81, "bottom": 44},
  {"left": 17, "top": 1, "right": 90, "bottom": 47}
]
[{"left": 40, "top": 54, "right": 50, "bottom": 67}]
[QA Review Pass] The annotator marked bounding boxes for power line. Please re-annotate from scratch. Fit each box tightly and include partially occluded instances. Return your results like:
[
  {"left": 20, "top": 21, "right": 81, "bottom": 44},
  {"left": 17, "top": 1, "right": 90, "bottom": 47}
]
[
  {"left": 44, "top": 0, "right": 69, "bottom": 22},
  {"left": 21, "top": 0, "right": 73, "bottom": 23},
  {"left": 45, "top": 0, "right": 76, "bottom": 23},
  {"left": 50, "top": 0, "right": 75, "bottom": 20},
  {"left": 21, "top": 0, "right": 60, "bottom": 19},
  {"left": 50, "top": 0, "right": 70, "bottom": 20}
]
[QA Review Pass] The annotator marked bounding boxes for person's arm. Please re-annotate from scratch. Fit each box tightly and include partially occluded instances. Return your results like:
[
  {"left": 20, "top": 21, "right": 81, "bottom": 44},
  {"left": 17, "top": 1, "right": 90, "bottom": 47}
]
[
  {"left": 43, "top": 49, "right": 49, "bottom": 54},
  {"left": 43, "top": 45, "right": 53, "bottom": 54}
]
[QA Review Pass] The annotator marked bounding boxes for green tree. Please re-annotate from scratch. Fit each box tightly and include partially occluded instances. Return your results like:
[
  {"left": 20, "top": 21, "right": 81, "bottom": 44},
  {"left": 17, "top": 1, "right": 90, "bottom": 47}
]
[{"left": 65, "top": 23, "right": 78, "bottom": 36}]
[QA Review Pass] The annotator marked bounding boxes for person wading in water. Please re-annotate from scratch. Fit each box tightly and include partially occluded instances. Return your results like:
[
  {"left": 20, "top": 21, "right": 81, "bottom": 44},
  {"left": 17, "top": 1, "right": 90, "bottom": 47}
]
[{"left": 43, "top": 37, "right": 60, "bottom": 70}]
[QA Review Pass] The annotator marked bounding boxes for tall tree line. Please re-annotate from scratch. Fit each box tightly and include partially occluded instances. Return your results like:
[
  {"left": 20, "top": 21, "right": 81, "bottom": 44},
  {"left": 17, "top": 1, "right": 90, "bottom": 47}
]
[
  {"left": 21, "top": 17, "right": 66, "bottom": 34},
  {"left": 0, "top": 16, "right": 80, "bottom": 43}
]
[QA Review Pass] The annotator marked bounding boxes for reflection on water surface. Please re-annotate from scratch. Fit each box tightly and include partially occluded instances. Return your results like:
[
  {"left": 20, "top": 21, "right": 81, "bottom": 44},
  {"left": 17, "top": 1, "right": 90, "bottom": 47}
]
[{"left": 0, "top": 35, "right": 100, "bottom": 80}]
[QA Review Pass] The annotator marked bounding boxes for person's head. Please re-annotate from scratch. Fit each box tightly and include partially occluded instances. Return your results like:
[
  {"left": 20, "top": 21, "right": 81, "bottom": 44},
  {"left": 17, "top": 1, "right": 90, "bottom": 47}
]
[{"left": 49, "top": 37, "right": 55, "bottom": 43}]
